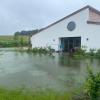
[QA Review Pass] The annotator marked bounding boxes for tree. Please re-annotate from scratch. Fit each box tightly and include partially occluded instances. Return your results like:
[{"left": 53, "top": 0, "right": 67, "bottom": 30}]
[
  {"left": 20, "top": 36, "right": 24, "bottom": 47},
  {"left": 14, "top": 32, "right": 20, "bottom": 46}
]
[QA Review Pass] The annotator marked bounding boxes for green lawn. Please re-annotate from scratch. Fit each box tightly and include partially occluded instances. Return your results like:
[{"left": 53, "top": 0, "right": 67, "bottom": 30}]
[
  {"left": 0, "top": 88, "right": 72, "bottom": 100},
  {"left": 0, "top": 35, "right": 29, "bottom": 42},
  {"left": 0, "top": 35, "right": 29, "bottom": 47}
]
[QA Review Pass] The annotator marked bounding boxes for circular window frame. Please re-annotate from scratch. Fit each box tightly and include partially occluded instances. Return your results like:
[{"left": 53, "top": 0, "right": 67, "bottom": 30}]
[{"left": 67, "top": 21, "right": 76, "bottom": 31}]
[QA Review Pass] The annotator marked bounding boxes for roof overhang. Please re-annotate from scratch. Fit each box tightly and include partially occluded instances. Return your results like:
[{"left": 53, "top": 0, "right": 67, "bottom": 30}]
[{"left": 87, "top": 21, "right": 100, "bottom": 25}]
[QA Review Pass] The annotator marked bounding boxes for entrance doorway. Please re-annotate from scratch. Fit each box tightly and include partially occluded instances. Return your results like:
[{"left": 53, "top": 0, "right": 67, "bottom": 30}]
[{"left": 60, "top": 37, "right": 81, "bottom": 52}]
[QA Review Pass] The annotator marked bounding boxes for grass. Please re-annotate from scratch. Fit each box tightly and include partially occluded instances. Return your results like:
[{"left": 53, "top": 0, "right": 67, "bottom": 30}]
[
  {"left": 0, "top": 35, "right": 28, "bottom": 42},
  {"left": 0, "top": 35, "right": 29, "bottom": 47},
  {"left": 0, "top": 88, "right": 73, "bottom": 100}
]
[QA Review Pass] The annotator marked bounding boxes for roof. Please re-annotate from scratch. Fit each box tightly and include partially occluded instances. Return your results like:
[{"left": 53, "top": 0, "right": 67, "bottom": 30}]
[{"left": 33, "top": 5, "right": 100, "bottom": 35}]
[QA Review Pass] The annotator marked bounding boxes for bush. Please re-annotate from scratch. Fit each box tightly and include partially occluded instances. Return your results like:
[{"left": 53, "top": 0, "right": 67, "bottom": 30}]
[
  {"left": 84, "top": 67, "right": 100, "bottom": 100},
  {"left": 73, "top": 47, "right": 100, "bottom": 59},
  {"left": 95, "top": 49, "right": 100, "bottom": 58},
  {"left": 73, "top": 47, "right": 86, "bottom": 59},
  {"left": 88, "top": 49, "right": 96, "bottom": 57},
  {"left": 28, "top": 46, "right": 55, "bottom": 54}
]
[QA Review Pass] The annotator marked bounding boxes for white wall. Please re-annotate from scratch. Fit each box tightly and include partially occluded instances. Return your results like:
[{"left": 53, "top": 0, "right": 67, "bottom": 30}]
[{"left": 31, "top": 8, "right": 100, "bottom": 51}]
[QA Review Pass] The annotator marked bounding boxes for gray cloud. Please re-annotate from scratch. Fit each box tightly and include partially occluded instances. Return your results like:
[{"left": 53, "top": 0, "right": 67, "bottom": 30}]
[{"left": 0, "top": 0, "right": 100, "bottom": 35}]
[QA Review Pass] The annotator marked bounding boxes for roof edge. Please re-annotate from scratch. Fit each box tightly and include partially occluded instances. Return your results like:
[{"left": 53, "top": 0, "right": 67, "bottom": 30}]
[
  {"left": 89, "top": 6, "right": 100, "bottom": 15},
  {"left": 87, "top": 21, "right": 100, "bottom": 25},
  {"left": 32, "top": 5, "right": 100, "bottom": 35}
]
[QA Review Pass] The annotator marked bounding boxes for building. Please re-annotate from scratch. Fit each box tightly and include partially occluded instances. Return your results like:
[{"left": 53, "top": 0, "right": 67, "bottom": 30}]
[{"left": 31, "top": 5, "right": 100, "bottom": 52}]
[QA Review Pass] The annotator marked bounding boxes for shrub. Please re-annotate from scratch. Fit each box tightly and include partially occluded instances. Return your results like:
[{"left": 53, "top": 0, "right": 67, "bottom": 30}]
[
  {"left": 29, "top": 46, "right": 55, "bottom": 54},
  {"left": 95, "top": 49, "right": 100, "bottom": 58},
  {"left": 73, "top": 47, "right": 86, "bottom": 57},
  {"left": 84, "top": 67, "right": 100, "bottom": 100},
  {"left": 88, "top": 49, "right": 96, "bottom": 57}
]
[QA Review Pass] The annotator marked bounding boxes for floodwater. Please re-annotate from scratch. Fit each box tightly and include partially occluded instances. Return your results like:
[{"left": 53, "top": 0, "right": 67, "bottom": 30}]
[{"left": 0, "top": 49, "right": 99, "bottom": 92}]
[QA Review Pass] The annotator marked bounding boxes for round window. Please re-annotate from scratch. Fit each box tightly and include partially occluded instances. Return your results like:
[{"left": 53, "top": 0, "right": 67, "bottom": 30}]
[{"left": 67, "top": 21, "right": 76, "bottom": 31}]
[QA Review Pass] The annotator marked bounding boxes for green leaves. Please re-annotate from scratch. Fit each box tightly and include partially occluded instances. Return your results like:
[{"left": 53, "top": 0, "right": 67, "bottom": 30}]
[{"left": 84, "top": 67, "right": 100, "bottom": 100}]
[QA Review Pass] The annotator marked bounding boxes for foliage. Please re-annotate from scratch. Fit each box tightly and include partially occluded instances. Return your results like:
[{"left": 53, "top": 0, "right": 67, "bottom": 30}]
[
  {"left": 74, "top": 47, "right": 86, "bottom": 56},
  {"left": 88, "top": 49, "right": 96, "bottom": 57},
  {"left": 73, "top": 47, "right": 86, "bottom": 59},
  {"left": 95, "top": 49, "right": 100, "bottom": 58},
  {"left": 27, "top": 46, "right": 55, "bottom": 54},
  {"left": 84, "top": 67, "right": 100, "bottom": 100},
  {"left": 14, "top": 29, "right": 39, "bottom": 36},
  {"left": 0, "top": 35, "right": 29, "bottom": 47},
  {"left": 73, "top": 47, "right": 100, "bottom": 59},
  {"left": 19, "top": 37, "right": 24, "bottom": 47},
  {"left": 14, "top": 33, "right": 19, "bottom": 46},
  {"left": 0, "top": 88, "right": 72, "bottom": 100}
]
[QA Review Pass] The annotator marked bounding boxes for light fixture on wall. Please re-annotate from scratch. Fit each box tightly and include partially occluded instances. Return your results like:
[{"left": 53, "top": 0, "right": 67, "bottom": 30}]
[
  {"left": 86, "top": 38, "right": 89, "bottom": 41},
  {"left": 53, "top": 39, "right": 55, "bottom": 42}
]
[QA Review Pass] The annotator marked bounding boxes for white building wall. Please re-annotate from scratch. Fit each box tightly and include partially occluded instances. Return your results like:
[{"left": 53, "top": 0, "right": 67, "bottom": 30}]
[{"left": 31, "top": 8, "right": 100, "bottom": 51}]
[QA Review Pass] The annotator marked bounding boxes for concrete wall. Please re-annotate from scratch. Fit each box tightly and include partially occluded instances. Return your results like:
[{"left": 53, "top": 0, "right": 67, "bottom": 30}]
[{"left": 31, "top": 8, "right": 100, "bottom": 51}]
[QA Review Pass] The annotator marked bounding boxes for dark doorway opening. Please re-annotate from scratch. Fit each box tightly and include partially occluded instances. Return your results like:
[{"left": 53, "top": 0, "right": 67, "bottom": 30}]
[{"left": 60, "top": 37, "right": 81, "bottom": 52}]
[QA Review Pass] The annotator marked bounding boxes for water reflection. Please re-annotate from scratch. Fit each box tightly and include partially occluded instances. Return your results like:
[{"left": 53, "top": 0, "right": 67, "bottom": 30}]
[
  {"left": 0, "top": 50, "right": 99, "bottom": 91},
  {"left": 58, "top": 53, "right": 81, "bottom": 68}
]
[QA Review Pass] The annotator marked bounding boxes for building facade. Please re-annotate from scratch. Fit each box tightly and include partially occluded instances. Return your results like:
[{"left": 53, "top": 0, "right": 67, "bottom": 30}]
[{"left": 31, "top": 6, "right": 100, "bottom": 52}]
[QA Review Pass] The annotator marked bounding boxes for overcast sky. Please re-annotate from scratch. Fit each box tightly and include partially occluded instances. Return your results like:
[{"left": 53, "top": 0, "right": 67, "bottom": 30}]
[{"left": 0, "top": 0, "right": 100, "bottom": 35}]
